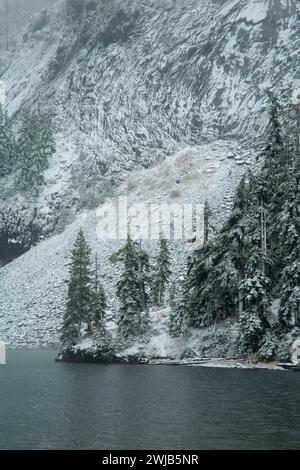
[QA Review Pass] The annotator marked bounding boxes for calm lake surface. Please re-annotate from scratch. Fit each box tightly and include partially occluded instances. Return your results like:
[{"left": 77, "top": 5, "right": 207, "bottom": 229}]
[{"left": 0, "top": 350, "right": 300, "bottom": 450}]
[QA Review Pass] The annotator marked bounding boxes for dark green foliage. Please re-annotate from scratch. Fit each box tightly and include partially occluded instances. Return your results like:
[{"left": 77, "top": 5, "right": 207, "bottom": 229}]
[
  {"left": 187, "top": 90, "right": 300, "bottom": 354},
  {"left": 169, "top": 273, "right": 189, "bottom": 338},
  {"left": 279, "top": 261, "right": 300, "bottom": 327},
  {"left": 276, "top": 338, "right": 291, "bottom": 362},
  {"left": 258, "top": 330, "right": 277, "bottom": 361},
  {"left": 189, "top": 169, "right": 271, "bottom": 332},
  {"left": 239, "top": 309, "right": 263, "bottom": 355},
  {"left": 111, "top": 237, "right": 150, "bottom": 338},
  {"left": 18, "top": 112, "right": 55, "bottom": 191},
  {"left": 278, "top": 152, "right": 300, "bottom": 326},
  {"left": 91, "top": 254, "right": 107, "bottom": 331},
  {"left": 151, "top": 238, "right": 171, "bottom": 307},
  {"left": 0, "top": 106, "right": 54, "bottom": 187},
  {"left": 61, "top": 233, "right": 112, "bottom": 351},
  {"left": 0, "top": 104, "right": 16, "bottom": 177},
  {"left": 260, "top": 91, "right": 285, "bottom": 204},
  {"left": 61, "top": 229, "right": 93, "bottom": 343}
]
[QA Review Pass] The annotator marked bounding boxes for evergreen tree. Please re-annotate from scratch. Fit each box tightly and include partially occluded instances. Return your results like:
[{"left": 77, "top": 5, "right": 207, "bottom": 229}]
[
  {"left": 260, "top": 90, "right": 285, "bottom": 206},
  {"left": 40, "top": 114, "right": 56, "bottom": 162},
  {"left": 188, "top": 243, "right": 215, "bottom": 327},
  {"left": 61, "top": 229, "right": 92, "bottom": 343},
  {"left": 239, "top": 308, "right": 263, "bottom": 357},
  {"left": 18, "top": 111, "right": 55, "bottom": 191},
  {"left": 111, "top": 236, "right": 150, "bottom": 338},
  {"left": 151, "top": 238, "right": 171, "bottom": 307},
  {"left": 185, "top": 91, "right": 300, "bottom": 351},
  {"left": 91, "top": 253, "right": 107, "bottom": 331},
  {"left": 258, "top": 91, "right": 286, "bottom": 279},
  {"left": 169, "top": 274, "right": 189, "bottom": 337},
  {"left": 279, "top": 260, "right": 300, "bottom": 327},
  {"left": 136, "top": 240, "right": 151, "bottom": 315},
  {"left": 203, "top": 199, "right": 210, "bottom": 246},
  {"left": 0, "top": 103, "right": 16, "bottom": 177},
  {"left": 278, "top": 128, "right": 300, "bottom": 326},
  {"left": 188, "top": 167, "right": 272, "bottom": 342}
]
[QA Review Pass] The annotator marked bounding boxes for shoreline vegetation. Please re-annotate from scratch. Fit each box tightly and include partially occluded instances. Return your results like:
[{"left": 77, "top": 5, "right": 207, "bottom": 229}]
[
  {"left": 57, "top": 91, "right": 300, "bottom": 368},
  {"left": 55, "top": 348, "right": 299, "bottom": 371}
]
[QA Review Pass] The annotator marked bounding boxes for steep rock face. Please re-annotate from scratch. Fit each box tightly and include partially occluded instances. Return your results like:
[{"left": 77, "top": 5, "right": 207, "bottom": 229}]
[
  {"left": 0, "top": 0, "right": 298, "bottom": 258},
  {"left": 3, "top": 0, "right": 300, "bottom": 177},
  {"left": 0, "top": 0, "right": 299, "bottom": 346}
]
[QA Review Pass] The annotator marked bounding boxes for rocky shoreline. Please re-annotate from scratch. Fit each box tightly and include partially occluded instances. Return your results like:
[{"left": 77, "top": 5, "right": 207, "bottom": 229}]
[{"left": 56, "top": 349, "right": 300, "bottom": 371}]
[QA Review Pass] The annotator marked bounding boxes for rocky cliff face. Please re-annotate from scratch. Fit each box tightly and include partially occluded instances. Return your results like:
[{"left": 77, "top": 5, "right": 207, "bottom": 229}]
[
  {"left": 0, "top": 0, "right": 299, "bottom": 346},
  {"left": 1, "top": 0, "right": 299, "bottom": 203},
  {"left": 4, "top": 0, "right": 300, "bottom": 172}
]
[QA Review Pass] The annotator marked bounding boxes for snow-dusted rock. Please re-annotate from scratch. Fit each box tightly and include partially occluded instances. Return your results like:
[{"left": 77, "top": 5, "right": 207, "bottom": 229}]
[{"left": 1, "top": 0, "right": 300, "bottom": 350}]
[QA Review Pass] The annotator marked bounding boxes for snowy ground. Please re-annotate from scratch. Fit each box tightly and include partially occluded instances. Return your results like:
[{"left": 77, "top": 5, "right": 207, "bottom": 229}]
[
  {"left": 121, "top": 309, "right": 240, "bottom": 361},
  {"left": 0, "top": 140, "right": 248, "bottom": 350}
]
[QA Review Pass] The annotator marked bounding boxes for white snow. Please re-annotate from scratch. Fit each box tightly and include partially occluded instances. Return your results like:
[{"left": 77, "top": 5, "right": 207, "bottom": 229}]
[
  {"left": 0, "top": 0, "right": 299, "bottom": 355},
  {"left": 240, "top": 0, "right": 269, "bottom": 24},
  {"left": 0, "top": 139, "right": 246, "bottom": 349}
]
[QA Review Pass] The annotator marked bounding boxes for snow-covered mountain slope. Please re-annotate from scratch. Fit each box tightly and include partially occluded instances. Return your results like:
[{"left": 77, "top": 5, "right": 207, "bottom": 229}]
[
  {"left": 3, "top": 0, "right": 300, "bottom": 178},
  {"left": 0, "top": 140, "right": 248, "bottom": 347},
  {"left": 1, "top": 0, "right": 299, "bottom": 261},
  {"left": 0, "top": 0, "right": 299, "bottom": 347}
]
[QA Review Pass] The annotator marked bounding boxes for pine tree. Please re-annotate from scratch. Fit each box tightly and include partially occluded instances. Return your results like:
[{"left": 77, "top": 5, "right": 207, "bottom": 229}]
[
  {"left": 203, "top": 199, "right": 210, "bottom": 246},
  {"left": 260, "top": 90, "right": 285, "bottom": 206},
  {"left": 151, "top": 238, "right": 171, "bottom": 307},
  {"left": 0, "top": 103, "right": 16, "bottom": 177},
  {"left": 169, "top": 274, "right": 189, "bottom": 337},
  {"left": 91, "top": 254, "right": 107, "bottom": 331},
  {"left": 188, "top": 167, "right": 272, "bottom": 335},
  {"left": 40, "top": 114, "right": 56, "bottom": 162},
  {"left": 61, "top": 229, "right": 92, "bottom": 344},
  {"left": 188, "top": 244, "right": 215, "bottom": 327},
  {"left": 278, "top": 123, "right": 300, "bottom": 327},
  {"left": 18, "top": 111, "right": 55, "bottom": 191},
  {"left": 136, "top": 240, "right": 151, "bottom": 315},
  {"left": 279, "top": 260, "right": 300, "bottom": 327},
  {"left": 258, "top": 91, "right": 286, "bottom": 279},
  {"left": 239, "top": 308, "right": 263, "bottom": 357},
  {"left": 185, "top": 91, "right": 300, "bottom": 350},
  {"left": 89, "top": 253, "right": 113, "bottom": 353},
  {"left": 111, "top": 236, "right": 150, "bottom": 338}
]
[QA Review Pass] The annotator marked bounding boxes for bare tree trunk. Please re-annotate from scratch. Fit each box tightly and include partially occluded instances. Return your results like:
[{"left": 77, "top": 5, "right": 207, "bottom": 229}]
[
  {"left": 203, "top": 200, "right": 209, "bottom": 246},
  {"left": 260, "top": 197, "right": 267, "bottom": 275},
  {"left": 95, "top": 253, "right": 99, "bottom": 291},
  {"left": 138, "top": 240, "right": 147, "bottom": 313},
  {"left": 238, "top": 285, "right": 243, "bottom": 317}
]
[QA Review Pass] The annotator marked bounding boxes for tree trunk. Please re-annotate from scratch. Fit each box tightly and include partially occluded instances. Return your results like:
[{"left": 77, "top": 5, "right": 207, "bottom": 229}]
[
  {"left": 204, "top": 201, "right": 209, "bottom": 246},
  {"left": 138, "top": 241, "right": 148, "bottom": 313},
  {"left": 238, "top": 285, "right": 243, "bottom": 317},
  {"left": 260, "top": 198, "right": 267, "bottom": 275}
]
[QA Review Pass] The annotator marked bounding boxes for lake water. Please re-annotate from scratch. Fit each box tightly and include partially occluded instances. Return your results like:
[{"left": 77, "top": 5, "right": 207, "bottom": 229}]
[{"left": 0, "top": 350, "right": 300, "bottom": 450}]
